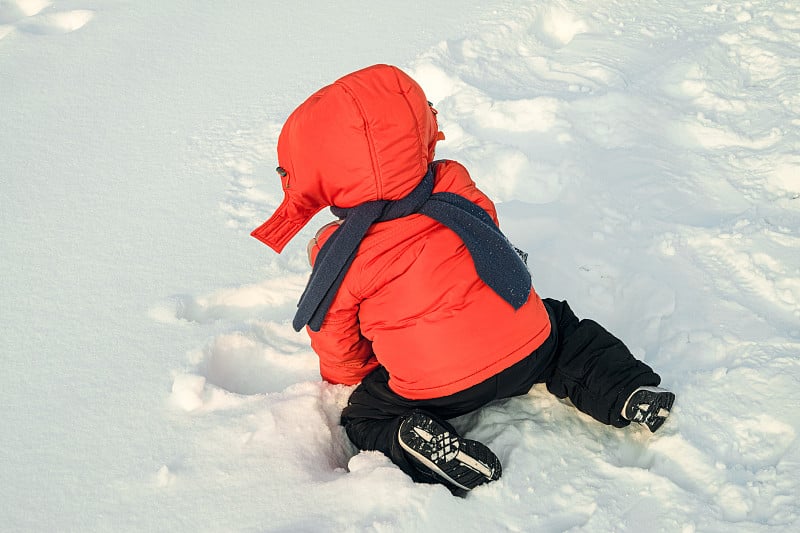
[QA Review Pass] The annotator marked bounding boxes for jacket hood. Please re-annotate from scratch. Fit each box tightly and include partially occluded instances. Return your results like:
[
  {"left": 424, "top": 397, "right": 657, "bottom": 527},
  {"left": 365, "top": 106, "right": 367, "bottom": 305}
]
[{"left": 251, "top": 64, "right": 444, "bottom": 253}]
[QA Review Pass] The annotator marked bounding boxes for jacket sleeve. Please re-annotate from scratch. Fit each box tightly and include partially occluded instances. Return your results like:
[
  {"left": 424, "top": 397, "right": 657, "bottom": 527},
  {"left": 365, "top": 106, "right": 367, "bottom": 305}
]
[{"left": 306, "top": 224, "right": 379, "bottom": 385}]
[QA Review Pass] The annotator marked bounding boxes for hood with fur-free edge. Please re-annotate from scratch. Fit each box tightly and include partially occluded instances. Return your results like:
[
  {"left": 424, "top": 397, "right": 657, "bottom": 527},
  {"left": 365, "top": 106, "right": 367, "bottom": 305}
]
[{"left": 251, "top": 64, "right": 444, "bottom": 252}]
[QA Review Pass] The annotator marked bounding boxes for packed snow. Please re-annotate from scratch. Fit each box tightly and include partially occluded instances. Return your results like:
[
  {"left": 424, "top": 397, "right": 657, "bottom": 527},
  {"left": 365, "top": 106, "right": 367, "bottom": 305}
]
[{"left": 2, "top": 0, "right": 798, "bottom": 531}]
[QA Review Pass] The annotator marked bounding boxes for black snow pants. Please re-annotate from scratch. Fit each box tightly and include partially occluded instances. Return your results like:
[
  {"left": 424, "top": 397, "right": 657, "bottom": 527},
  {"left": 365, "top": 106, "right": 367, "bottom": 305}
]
[{"left": 340, "top": 299, "right": 661, "bottom": 482}]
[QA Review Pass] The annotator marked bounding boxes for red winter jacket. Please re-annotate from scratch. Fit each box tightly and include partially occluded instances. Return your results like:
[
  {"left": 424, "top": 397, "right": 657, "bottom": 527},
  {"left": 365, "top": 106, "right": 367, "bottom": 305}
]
[{"left": 252, "top": 64, "right": 551, "bottom": 399}]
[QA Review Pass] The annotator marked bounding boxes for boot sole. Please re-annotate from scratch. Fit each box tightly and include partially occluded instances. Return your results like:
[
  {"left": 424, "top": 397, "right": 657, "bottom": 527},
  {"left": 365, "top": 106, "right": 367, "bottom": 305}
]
[
  {"left": 624, "top": 386, "right": 675, "bottom": 432},
  {"left": 398, "top": 411, "right": 501, "bottom": 492}
]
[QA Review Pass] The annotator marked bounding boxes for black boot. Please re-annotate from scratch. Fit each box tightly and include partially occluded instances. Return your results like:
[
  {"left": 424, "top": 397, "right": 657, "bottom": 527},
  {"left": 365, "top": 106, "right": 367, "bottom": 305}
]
[
  {"left": 622, "top": 386, "right": 675, "bottom": 432},
  {"left": 397, "top": 410, "right": 501, "bottom": 496}
]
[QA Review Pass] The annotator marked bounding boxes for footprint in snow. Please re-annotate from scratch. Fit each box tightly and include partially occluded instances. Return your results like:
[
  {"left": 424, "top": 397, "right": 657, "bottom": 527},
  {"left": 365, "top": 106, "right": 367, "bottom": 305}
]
[
  {"left": 531, "top": 5, "right": 590, "bottom": 48},
  {"left": 151, "top": 275, "right": 320, "bottom": 398}
]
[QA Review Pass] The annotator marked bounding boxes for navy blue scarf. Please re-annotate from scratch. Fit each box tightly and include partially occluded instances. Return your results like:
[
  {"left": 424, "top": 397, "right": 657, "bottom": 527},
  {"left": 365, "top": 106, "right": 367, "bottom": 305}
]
[{"left": 293, "top": 162, "right": 531, "bottom": 332}]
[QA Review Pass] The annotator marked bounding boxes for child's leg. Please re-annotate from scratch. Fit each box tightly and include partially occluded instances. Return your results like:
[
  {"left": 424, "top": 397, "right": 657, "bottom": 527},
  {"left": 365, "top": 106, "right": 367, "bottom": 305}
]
[
  {"left": 341, "top": 366, "right": 509, "bottom": 493},
  {"left": 542, "top": 299, "right": 666, "bottom": 428},
  {"left": 340, "top": 368, "right": 417, "bottom": 476}
]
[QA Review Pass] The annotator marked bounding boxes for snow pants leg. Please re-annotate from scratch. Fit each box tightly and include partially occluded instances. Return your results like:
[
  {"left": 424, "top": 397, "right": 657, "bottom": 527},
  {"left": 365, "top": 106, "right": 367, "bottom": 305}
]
[
  {"left": 340, "top": 299, "right": 661, "bottom": 482},
  {"left": 541, "top": 298, "right": 662, "bottom": 427}
]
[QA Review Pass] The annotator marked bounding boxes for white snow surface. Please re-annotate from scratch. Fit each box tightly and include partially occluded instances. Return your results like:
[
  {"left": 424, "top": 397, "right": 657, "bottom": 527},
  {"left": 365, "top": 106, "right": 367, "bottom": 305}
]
[{"left": 2, "top": 0, "right": 799, "bottom": 531}]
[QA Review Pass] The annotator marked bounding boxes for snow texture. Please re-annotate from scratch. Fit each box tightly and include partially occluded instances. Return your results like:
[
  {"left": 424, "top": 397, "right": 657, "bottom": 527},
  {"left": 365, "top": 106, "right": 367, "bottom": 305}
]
[{"left": 1, "top": 0, "right": 798, "bottom": 531}]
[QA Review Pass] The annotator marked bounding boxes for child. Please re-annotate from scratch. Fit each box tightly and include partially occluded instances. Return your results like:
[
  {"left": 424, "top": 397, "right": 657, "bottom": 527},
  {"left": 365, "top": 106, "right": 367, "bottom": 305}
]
[{"left": 252, "top": 64, "right": 675, "bottom": 495}]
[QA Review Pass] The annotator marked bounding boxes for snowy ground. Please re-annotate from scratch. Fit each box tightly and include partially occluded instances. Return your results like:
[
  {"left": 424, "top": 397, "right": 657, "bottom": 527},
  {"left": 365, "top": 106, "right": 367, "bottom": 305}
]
[{"left": 2, "top": 0, "right": 799, "bottom": 531}]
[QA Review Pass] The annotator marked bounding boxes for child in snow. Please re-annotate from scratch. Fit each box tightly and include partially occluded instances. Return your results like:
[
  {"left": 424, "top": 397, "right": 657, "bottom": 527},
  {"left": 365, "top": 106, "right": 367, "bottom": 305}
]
[{"left": 252, "top": 64, "right": 675, "bottom": 495}]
